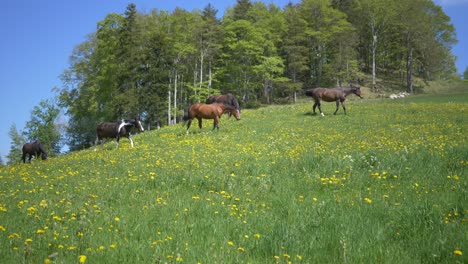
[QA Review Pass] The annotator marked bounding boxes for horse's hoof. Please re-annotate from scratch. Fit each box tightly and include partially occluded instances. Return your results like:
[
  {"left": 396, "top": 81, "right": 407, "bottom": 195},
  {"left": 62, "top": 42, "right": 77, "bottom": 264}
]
[{"left": 321, "top": 113, "right": 325, "bottom": 117}]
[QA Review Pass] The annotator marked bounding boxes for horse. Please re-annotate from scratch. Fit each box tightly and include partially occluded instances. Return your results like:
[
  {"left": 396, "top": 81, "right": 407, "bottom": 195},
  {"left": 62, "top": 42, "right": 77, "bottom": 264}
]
[
  {"left": 205, "top": 93, "right": 240, "bottom": 117},
  {"left": 22, "top": 141, "right": 48, "bottom": 163},
  {"left": 305, "top": 85, "right": 362, "bottom": 116},
  {"left": 95, "top": 117, "right": 144, "bottom": 150},
  {"left": 183, "top": 103, "right": 240, "bottom": 133}
]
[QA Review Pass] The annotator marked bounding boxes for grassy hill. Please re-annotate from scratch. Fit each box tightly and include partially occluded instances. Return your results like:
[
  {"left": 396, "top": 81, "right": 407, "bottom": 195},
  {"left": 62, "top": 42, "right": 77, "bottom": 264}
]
[{"left": 1, "top": 93, "right": 467, "bottom": 263}]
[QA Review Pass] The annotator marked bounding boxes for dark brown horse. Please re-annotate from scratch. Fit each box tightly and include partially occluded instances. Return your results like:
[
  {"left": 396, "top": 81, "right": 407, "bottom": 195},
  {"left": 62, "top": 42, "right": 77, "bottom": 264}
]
[
  {"left": 22, "top": 141, "right": 47, "bottom": 163},
  {"left": 305, "top": 86, "right": 362, "bottom": 116},
  {"left": 183, "top": 103, "right": 240, "bottom": 133},
  {"left": 206, "top": 93, "right": 240, "bottom": 117},
  {"left": 95, "top": 117, "right": 144, "bottom": 150}
]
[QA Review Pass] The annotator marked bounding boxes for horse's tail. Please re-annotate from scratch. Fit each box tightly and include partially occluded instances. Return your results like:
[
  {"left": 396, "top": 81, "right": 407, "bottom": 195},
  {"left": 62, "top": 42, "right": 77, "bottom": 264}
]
[
  {"left": 182, "top": 105, "right": 192, "bottom": 122},
  {"left": 305, "top": 89, "right": 315, "bottom": 97}
]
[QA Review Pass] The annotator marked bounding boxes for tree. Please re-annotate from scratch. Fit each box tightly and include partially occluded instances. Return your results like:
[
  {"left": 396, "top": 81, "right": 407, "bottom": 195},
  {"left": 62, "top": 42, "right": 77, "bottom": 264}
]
[
  {"left": 24, "top": 99, "right": 62, "bottom": 156},
  {"left": 7, "top": 123, "right": 26, "bottom": 164},
  {"left": 300, "top": 0, "right": 355, "bottom": 86},
  {"left": 464, "top": 66, "right": 468, "bottom": 80},
  {"left": 359, "top": 0, "right": 396, "bottom": 90},
  {"left": 397, "top": 0, "right": 456, "bottom": 92}
]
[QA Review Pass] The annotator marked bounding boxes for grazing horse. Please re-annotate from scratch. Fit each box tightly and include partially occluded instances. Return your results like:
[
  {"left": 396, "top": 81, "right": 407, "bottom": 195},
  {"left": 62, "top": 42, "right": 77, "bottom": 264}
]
[
  {"left": 22, "top": 141, "right": 47, "bottom": 163},
  {"left": 183, "top": 103, "right": 240, "bottom": 133},
  {"left": 95, "top": 117, "right": 144, "bottom": 150},
  {"left": 206, "top": 93, "right": 240, "bottom": 117},
  {"left": 305, "top": 86, "right": 362, "bottom": 116}
]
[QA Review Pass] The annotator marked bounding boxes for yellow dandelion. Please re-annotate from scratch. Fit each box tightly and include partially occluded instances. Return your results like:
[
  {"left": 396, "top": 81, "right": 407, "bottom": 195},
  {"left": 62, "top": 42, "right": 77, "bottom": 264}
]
[
  {"left": 36, "top": 229, "right": 46, "bottom": 234},
  {"left": 228, "top": 241, "right": 234, "bottom": 246},
  {"left": 114, "top": 217, "right": 120, "bottom": 222},
  {"left": 237, "top": 247, "right": 245, "bottom": 252},
  {"left": 79, "top": 255, "right": 87, "bottom": 264},
  {"left": 254, "top": 233, "right": 261, "bottom": 239},
  {"left": 44, "top": 259, "right": 50, "bottom": 264},
  {"left": 454, "top": 249, "right": 462, "bottom": 255}
]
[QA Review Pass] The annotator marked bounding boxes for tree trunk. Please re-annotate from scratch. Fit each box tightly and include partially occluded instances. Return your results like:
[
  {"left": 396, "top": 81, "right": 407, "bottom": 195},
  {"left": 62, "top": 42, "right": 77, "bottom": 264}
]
[
  {"left": 406, "top": 35, "right": 413, "bottom": 93},
  {"left": 372, "top": 34, "right": 377, "bottom": 91},
  {"left": 208, "top": 61, "right": 212, "bottom": 95},
  {"left": 173, "top": 72, "right": 178, "bottom": 124},
  {"left": 167, "top": 87, "right": 171, "bottom": 126}
]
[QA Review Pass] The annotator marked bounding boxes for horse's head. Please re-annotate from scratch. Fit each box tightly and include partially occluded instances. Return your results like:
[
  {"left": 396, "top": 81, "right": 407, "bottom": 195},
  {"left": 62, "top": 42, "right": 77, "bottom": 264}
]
[
  {"left": 232, "top": 109, "right": 241, "bottom": 120},
  {"left": 38, "top": 142, "right": 48, "bottom": 160},
  {"left": 351, "top": 85, "right": 363, "bottom": 99},
  {"left": 133, "top": 117, "right": 145, "bottom": 132}
]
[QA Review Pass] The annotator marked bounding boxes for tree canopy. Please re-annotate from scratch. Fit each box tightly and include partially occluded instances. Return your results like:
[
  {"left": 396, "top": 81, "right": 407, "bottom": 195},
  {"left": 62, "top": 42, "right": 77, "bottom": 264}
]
[{"left": 55, "top": 0, "right": 457, "bottom": 151}]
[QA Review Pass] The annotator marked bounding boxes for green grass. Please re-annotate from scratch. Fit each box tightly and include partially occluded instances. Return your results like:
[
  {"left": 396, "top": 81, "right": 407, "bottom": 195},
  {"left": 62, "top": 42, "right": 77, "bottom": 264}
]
[{"left": 1, "top": 93, "right": 467, "bottom": 263}]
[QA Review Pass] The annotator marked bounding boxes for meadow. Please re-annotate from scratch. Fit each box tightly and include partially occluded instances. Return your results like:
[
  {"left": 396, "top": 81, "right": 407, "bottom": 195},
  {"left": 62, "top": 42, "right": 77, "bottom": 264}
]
[{"left": 0, "top": 93, "right": 467, "bottom": 263}]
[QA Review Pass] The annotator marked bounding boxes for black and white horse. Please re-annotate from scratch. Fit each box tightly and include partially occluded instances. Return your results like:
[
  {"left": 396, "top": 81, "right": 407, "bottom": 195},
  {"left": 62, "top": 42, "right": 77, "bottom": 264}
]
[
  {"left": 95, "top": 118, "right": 144, "bottom": 150},
  {"left": 22, "top": 141, "right": 48, "bottom": 163}
]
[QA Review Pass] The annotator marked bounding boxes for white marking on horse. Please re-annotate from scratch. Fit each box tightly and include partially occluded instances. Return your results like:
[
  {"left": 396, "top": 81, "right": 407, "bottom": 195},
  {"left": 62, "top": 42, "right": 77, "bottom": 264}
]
[
  {"left": 137, "top": 120, "right": 144, "bottom": 132},
  {"left": 117, "top": 120, "right": 132, "bottom": 134}
]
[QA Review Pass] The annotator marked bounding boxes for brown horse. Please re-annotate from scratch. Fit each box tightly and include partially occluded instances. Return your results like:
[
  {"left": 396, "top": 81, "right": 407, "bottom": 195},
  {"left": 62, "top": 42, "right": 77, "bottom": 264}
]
[
  {"left": 205, "top": 93, "right": 240, "bottom": 117},
  {"left": 95, "top": 117, "right": 144, "bottom": 150},
  {"left": 305, "top": 86, "right": 362, "bottom": 116},
  {"left": 22, "top": 141, "right": 48, "bottom": 163},
  {"left": 183, "top": 103, "right": 240, "bottom": 133}
]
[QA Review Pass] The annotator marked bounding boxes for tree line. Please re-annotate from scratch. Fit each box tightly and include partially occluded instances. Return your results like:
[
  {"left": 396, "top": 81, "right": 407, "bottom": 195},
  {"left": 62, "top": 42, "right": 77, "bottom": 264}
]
[{"left": 5, "top": 0, "right": 458, "bottom": 161}]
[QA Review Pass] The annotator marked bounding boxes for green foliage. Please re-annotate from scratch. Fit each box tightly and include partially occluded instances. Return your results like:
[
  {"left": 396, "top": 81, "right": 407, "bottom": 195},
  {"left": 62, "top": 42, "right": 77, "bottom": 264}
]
[
  {"left": 1, "top": 94, "right": 467, "bottom": 263},
  {"left": 23, "top": 99, "right": 61, "bottom": 156},
  {"left": 57, "top": 0, "right": 459, "bottom": 151},
  {"left": 6, "top": 123, "right": 26, "bottom": 164}
]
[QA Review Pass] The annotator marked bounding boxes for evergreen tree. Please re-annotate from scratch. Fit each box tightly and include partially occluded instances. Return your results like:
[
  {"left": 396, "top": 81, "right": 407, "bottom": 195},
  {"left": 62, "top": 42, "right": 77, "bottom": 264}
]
[
  {"left": 7, "top": 123, "right": 26, "bottom": 164},
  {"left": 24, "top": 99, "right": 62, "bottom": 156}
]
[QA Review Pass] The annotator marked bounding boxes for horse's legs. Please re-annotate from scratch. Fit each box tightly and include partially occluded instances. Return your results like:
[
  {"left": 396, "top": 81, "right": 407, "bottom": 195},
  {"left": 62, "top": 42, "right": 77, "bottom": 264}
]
[
  {"left": 341, "top": 101, "right": 347, "bottom": 115},
  {"left": 312, "top": 101, "right": 318, "bottom": 114},
  {"left": 333, "top": 100, "right": 340, "bottom": 115},
  {"left": 115, "top": 136, "right": 120, "bottom": 149},
  {"left": 197, "top": 118, "right": 203, "bottom": 130},
  {"left": 213, "top": 117, "right": 219, "bottom": 131},
  {"left": 22, "top": 153, "right": 26, "bottom": 163},
  {"left": 128, "top": 134, "right": 134, "bottom": 147},
  {"left": 186, "top": 119, "right": 192, "bottom": 134},
  {"left": 317, "top": 102, "right": 324, "bottom": 116}
]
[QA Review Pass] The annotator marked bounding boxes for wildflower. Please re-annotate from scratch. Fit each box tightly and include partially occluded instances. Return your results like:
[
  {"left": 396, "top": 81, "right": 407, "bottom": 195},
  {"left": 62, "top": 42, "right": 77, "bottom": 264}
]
[
  {"left": 79, "top": 255, "right": 87, "bottom": 264},
  {"left": 454, "top": 249, "right": 462, "bottom": 255},
  {"left": 228, "top": 241, "right": 234, "bottom": 246},
  {"left": 36, "top": 229, "right": 46, "bottom": 234},
  {"left": 364, "top": 198, "right": 372, "bottom": 203},
  {"left": 237, "top": 247, "right": 245, "bottom": 252},
  {"left": 44, "top": 258, "right": 50, "bottom": 264},
  {"left": 114, "top": 217, "right": 120, "bottom": 222},
  {"left": 25, "top": 238, "right": 33, "bottom": 244}
]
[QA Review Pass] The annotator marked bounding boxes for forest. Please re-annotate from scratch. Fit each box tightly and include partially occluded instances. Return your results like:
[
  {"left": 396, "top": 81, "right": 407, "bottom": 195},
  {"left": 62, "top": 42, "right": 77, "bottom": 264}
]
[{"left": 4, "top": 0, "right": 460, "bottom": 159}]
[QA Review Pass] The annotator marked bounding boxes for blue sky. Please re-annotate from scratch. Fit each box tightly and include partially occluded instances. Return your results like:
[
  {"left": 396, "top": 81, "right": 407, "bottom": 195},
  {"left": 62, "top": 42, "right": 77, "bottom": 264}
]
[{"left": 0, "top": 0, "right": 466, "bottom": 162}]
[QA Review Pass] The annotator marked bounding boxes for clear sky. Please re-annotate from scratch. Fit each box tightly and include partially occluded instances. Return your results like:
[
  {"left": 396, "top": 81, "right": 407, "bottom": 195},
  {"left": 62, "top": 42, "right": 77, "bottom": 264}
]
[{"left": 0, "top": 0, "right": 466, "bottom": 162}]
